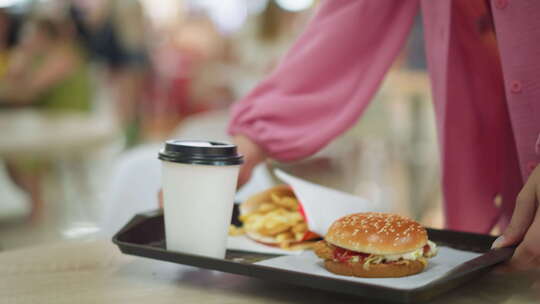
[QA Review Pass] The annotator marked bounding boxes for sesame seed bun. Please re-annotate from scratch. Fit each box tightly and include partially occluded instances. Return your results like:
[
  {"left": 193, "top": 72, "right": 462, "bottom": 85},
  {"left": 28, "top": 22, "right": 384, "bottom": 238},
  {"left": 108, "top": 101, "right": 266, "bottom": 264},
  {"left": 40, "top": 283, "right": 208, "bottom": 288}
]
[
  {"left": 325, "top": 213, "right": 428, "bottom": 255},
  {"left": 324, "top": 259, "right": 425, "bottom": 278}
]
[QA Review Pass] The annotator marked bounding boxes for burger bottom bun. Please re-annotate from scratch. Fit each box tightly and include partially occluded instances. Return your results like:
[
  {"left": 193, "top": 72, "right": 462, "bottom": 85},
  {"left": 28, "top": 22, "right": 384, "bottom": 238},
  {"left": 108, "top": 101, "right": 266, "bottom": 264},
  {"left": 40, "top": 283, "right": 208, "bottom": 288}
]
[{"left": 324, "top": 260, "right": 425, "bottom": 278}]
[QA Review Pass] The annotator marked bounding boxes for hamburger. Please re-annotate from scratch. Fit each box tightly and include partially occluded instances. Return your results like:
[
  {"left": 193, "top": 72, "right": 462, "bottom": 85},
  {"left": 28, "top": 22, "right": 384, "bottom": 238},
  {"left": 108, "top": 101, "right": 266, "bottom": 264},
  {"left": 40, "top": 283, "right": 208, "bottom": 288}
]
[{"left": 315, "top": 212, "right": 437, "bottom": 278}]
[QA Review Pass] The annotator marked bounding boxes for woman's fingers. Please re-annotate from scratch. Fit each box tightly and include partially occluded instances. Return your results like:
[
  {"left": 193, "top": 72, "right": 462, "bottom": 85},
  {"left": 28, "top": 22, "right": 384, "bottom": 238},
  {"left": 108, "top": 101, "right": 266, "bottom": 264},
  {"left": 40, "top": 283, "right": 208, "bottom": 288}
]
[
  {"left": 492, "top": 169, "right": 538, "bottom": 249},
  {"left": 491, "top": 166, "right": 540, "bottom": 270},
  {"left": 234, "top": 135, "right": 266, "bottom": 188},
  {"left": 237, "top": 163, "right": 255, "bottom": 188},
  {"left": 508, "top": 181, "right": 540, "bottom": 269}
]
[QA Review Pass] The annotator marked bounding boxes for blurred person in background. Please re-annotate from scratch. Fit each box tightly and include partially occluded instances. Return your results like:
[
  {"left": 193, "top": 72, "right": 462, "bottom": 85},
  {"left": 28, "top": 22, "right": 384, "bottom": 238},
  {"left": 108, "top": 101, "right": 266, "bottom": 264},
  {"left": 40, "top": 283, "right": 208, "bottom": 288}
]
[
  {"left": 0, "top": 16, "right": 92, "bottom": 110},
  {"left": 0, "top": 13, "right": 93, "bottom": 220},
  {"left": 144, "top": 15, "right": 226, "bottom": 139},
  {"left": 0, "top": 9, "right": 10, "bottom": 79},
  {"left": 228, "top": 0, "right": 311, "bottom": 99},
  {"left": 176, "top": 15, "right": 236, "bottom": 113},
  {"left": 0, "top": 7, "right": 23, "bottom": 81},
  {"left": 69, "top": 0, "right": 149, "bottom": 146},
  {"left": 228, "top": 1, "right": 540, "bottom": 269},
  {"left": 151, "top": 2, "right": 311, "bottom": 134}
]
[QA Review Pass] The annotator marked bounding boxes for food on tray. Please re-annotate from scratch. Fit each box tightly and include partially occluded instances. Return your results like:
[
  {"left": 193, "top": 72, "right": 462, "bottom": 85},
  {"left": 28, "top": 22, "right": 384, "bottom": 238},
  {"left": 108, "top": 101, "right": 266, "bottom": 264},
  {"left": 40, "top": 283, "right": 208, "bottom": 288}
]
[
  {"left": 314, "top": 212, "right": 438, "bottom": 278},
  {"left": 228, "top": 225, "right": 245, "bottom": 236},
  {"left": 231, "top": 185, "right": 319, "bottom": 249}
]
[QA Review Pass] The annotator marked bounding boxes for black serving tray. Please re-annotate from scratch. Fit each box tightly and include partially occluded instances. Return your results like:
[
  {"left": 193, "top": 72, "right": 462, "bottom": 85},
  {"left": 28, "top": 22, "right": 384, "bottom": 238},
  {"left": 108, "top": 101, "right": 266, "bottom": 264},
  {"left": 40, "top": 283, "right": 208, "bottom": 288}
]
[{"left": 112, "top": 206, "right": 514, "bottom": 303}]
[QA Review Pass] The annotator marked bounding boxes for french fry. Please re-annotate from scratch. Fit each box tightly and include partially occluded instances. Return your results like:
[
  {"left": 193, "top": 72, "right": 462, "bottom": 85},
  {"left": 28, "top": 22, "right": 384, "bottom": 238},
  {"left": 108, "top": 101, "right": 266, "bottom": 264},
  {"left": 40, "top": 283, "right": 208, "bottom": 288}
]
[
  {"left": 229, "top": 225, "right": 245, "bottom": 236},
  {"left": 239, "top": 213, "right": 251, "bottom": 222},
  {"left": 259, "top": 218, "right": 292, "bottom": 235},
  {"left": 270, "top": 208, "right": 289, "bottom": 216},
  {"left": 270, "top": 193, "right": 281, "bottom": 205},
  {"left": 292, "top": 222, "right": 307, "bottom": 233},
  {"left": 257, "top": 202, "right": 277, "bottom": 213},
  {"left": 244, "top": 214, "right": 264, "bottom": 231},
  {"left": 286, "top": 211, "right": 303, "bottom": 224},
  {"left": 275, "top": 196, "right": 298, "bottom": 210},
  {"left": 279, "top": 240, "right": 292, "bottom": 249},
  {"left": 275, "top": 231, "right": 294, "bottom": 242},
  {"left": 238, "top": 186, "right": 319, "bottom": 250}
]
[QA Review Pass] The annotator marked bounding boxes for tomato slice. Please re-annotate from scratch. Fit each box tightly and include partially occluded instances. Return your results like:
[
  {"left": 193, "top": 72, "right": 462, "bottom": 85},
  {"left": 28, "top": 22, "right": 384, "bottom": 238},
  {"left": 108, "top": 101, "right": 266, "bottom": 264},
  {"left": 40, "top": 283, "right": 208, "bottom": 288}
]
[
  {"left": 423, "top": 244, "right": 430, "bottom": 256},
  {"left": 333, "top": 246, "right": 370, "bottom": 263}
]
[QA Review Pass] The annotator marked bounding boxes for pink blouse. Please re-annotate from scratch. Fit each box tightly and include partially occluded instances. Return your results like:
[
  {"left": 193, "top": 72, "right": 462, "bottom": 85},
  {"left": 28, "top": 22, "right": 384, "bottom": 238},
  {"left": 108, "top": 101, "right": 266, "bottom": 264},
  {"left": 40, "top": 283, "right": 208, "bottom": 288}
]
[{"left": 228, "top": 0, "right": 540, "bottom": 233}]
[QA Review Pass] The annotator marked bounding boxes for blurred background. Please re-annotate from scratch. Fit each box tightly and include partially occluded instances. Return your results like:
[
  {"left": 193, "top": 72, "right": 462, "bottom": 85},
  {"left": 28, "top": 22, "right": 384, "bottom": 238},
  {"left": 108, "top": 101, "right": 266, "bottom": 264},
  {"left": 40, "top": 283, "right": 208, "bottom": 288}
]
[{"left": 0, "top": 0, "right": 441, "bottom": 250}]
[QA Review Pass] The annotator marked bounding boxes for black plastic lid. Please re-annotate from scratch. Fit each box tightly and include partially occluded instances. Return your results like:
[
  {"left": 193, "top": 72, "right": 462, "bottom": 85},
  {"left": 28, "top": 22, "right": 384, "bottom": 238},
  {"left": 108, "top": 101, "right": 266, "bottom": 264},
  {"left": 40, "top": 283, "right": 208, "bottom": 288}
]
[{"left": 158, "top": 140, "right": 244, "bottom": 166}]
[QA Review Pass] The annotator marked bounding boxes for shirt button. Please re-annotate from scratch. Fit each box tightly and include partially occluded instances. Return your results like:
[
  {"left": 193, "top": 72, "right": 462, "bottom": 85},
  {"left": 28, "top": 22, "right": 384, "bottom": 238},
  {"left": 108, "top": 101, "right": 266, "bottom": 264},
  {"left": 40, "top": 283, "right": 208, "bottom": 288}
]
[
  {"left": 495, "top": 0, "right": 508, "bottom": 9},
  {"left": 510, "top": 80, "right": 522, "bottom": 93}
]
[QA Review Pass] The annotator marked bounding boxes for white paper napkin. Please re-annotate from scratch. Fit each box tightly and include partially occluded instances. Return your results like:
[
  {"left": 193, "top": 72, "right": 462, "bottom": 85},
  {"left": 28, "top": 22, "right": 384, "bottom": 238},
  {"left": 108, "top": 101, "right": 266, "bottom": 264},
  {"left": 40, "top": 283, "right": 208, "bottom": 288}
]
[
  {"left": 227, "top": 169, "right": 390, "bottom": 255},
  {"left": 274, "top": 169, "right": 389, "bottom": 237},
  {"left": 255, "top": 246, "right": 482, "bottom": 289}
]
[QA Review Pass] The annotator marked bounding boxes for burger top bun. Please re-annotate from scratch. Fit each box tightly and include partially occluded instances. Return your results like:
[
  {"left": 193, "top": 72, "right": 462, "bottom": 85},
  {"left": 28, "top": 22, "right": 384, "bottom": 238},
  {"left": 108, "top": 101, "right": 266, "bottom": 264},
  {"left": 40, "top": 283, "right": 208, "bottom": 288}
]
[
  {"left": 325, "top": 213, "right": 428, "bottom": 255},
  {"left": 239, "top": 184, "right": 294, "bottom": 215}
]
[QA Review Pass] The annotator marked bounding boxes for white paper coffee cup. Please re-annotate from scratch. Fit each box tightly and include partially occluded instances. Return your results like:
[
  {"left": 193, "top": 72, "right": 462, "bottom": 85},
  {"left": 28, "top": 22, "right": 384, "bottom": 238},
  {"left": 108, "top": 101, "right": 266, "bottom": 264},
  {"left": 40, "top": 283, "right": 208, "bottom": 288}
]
[{"left": 159, "top": 140, "right": 243, "bottom": 258}]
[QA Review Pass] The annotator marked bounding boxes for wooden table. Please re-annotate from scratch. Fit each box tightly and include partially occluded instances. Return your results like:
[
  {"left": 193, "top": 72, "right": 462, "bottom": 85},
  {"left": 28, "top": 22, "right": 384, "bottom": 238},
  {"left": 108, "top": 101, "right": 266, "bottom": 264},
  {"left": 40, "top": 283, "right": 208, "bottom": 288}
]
[{"left": 0, "top": 240, "right": 538, "bottom": 304}]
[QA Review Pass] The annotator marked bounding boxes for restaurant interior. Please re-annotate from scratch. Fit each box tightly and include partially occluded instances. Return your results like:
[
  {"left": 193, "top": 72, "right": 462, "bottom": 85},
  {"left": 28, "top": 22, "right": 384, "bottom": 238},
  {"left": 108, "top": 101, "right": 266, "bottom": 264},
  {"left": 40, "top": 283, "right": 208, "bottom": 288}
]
[{"left": 0, "top": 0, "right": 538, "bottom": 303}]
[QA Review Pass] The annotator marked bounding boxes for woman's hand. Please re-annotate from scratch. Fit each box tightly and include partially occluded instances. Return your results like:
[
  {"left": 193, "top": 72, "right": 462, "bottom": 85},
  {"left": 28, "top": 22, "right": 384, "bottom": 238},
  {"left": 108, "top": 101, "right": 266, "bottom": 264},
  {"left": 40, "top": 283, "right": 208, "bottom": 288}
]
[
  {"left": 233, "top": 135, "right": 266, "bottom": 188},
  {"left": 492, "top": 165, "right": 540, "bottom": 269}
]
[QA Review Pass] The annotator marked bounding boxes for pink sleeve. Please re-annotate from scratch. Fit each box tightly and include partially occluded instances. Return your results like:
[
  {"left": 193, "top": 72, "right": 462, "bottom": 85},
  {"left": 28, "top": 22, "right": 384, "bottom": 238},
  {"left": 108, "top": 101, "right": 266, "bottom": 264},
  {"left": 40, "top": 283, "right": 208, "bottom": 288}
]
[{"left": 228, "top": 0, "right": 419, "bottom": 161}]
